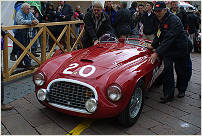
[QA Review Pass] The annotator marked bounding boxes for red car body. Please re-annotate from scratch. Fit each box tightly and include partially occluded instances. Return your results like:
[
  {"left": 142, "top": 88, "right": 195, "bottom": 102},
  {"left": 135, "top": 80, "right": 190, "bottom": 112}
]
[{"left": 34, "top": 38, "right": 163, "bottom": 120}]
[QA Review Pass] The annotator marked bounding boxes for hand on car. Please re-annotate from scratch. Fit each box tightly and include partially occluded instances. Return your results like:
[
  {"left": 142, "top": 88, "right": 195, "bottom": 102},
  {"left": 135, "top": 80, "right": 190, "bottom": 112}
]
[
  {"left": 149, "top": 52, "right": 158, "bottom": 64},
  {"left": 146, "top": 44, "right": 153, "bottom": 49},
  {"left": 93, "top": 39, "right": 99, "bottom": 45}
]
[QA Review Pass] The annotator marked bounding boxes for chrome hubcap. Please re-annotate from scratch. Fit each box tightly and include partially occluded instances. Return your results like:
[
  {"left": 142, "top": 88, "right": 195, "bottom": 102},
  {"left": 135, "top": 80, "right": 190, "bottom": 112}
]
[{"left": 129, "top": 87, "right": 142, "bottom": 118}]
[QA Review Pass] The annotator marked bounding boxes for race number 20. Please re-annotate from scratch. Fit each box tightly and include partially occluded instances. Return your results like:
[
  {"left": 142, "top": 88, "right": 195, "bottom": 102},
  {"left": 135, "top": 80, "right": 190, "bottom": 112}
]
[{"left": 63, "top": 63, "right": 96, "bottom": 77}]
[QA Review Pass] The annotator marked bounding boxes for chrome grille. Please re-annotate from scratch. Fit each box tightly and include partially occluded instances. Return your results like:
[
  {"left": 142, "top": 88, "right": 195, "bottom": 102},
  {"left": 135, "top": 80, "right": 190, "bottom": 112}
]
[{"left": 48, "top": 81, "right": 95, "bottom": 110}]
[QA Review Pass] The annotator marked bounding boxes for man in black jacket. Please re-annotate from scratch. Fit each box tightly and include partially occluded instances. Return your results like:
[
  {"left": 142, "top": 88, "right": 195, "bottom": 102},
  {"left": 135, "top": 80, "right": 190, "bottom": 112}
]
[
  {"left": 148, "top": 2, "right": 193, "bottom": 103},
  {"left": 56, "top": 1, "right": 73, "bottom": 22},
  {"left": 56, "top": 1, "right": 73, "bottom": 48},
  {"left": 82, "top": 2, "right": 112, "bottom": 48},
  {"left": 104, "top": 1, "right": 117, "bottom": 32},
  {"left": 187, "top": 7, "right": 200, "bottom": 52},
  {"left": 114, "top": 2, "right": 132, "bottom": 38},
  {"left": 170, "top": 1, "right": 188, "bottom": 30},
  {"left": 141, "top": 2, "right": 158, "bottom": 41}
]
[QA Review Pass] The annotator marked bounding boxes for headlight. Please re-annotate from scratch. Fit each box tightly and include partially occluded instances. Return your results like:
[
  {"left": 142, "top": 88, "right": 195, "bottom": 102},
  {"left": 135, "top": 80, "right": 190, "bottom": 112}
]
[
  {"left": 33, "top": 72, "right": 45, "bottom": 86},
  {"left": 85, "top": 98, "right": 97, "bottom": 113},
  {"left": 107, "top": 85, "right": 122, "bottom": 101},
  {"left": 37, "top": 89, "right": 47, "bottom": 101}
]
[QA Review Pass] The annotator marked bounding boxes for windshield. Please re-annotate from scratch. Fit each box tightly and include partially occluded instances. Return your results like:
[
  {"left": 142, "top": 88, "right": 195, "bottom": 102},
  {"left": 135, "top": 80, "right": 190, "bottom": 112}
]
[
  {"left": 125, "top": 38, "right": 152, "bottom": 48},
  {"left": 99, "top": 33, "right": 118, "bottom": 43}
]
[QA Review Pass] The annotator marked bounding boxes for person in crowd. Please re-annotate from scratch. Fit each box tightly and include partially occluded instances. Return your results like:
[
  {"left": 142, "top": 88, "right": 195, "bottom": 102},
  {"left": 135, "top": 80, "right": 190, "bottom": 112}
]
[
  {"left": 148, "top": 1, "right": 193, "bottom": 103},
  {"left": 82, "top": 1, "right": 112, "bottom": 48},
  {"left": 30, "top": 6, "right": 40, "bottom": 57},
  {"left": 195, "top": 10, "right": 201, "bottom": 32},
  {"left": 114, "top": 2, "right": 132, "bottom": 38},
  {"left": 187, "top": 7, "right": 200, "bottom": 53},
  {"left": 15, "top": 3, "right": 39, "bottom": 69},
  {"left": 1, "top": 29, "right": 14, "bottom": 111},
  {"left": 87, "top": 4, "right": 93, "bottom": 12},
  {"left": 170, "top": 2, "right": 193, "bottom": 81},
  {"left": 56, "top": 1, "right": 73, "bottom": 22},
  {"left": 132, "top": 4, "right": 144, "bottom": 38},
  {"left": 43, "top": 2, "right": 58, "bottom": 51},
  {"left": 141, "top": 2, "right": 158, "bottom": 41},
  {"left": 104, "top": 1, "right": 117, "bottom": 32},
  {"left": 129, "top": 1, "right": 137, "bottom": 15},
  {"left": 41, "top": 1, "right": 47, "bottom": 18},
  {"left": 114, "top": 4, "right": 121, "bottom": 11},
  {"left": 10, "top": 1, "right": 24, "bottom": 61},
  {"left": 129, "top": 1, "right": 137, "bottom": 34},
  {"left": 56, "top": 1, "right": 73, "bottom": 47},
  {"left": 170, "top": 1, "right": 188, "bottom": 30},
  {"left": 73, "top": 5, "right": 84, "bottom": 36},
  {"left": 43, "top": 2, "right": 57, "bottom": 22}
]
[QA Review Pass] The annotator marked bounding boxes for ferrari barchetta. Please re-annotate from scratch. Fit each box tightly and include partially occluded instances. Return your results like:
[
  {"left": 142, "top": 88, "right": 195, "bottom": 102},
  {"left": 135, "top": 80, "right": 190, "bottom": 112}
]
[{"left": 33, "top": 34, "right": 163, "bottom": 127}]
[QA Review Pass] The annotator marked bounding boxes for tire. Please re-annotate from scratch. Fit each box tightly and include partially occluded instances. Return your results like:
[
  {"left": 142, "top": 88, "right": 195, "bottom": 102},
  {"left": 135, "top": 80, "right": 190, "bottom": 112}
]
[{"left": 118, "top": 79, "right": 145, "bottom": 127}]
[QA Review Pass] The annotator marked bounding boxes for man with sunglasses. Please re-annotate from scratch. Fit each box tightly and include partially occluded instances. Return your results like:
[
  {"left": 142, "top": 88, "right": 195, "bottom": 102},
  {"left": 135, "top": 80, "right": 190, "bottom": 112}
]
[
  {"left": 148, "top": 2, "right": 193, "bottom": 103},
  {"left": 82, "top": 1, "right": 112, "bottom": 48}
]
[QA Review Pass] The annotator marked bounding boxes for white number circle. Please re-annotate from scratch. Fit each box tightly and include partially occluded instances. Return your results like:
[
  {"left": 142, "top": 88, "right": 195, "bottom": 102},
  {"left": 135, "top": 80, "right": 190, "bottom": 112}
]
[
  {"left": 79, "top": 65, "right": 96, "bottom": 77},
  {"left": 63, "top": 63, "right": 79, "bottom": 74}
]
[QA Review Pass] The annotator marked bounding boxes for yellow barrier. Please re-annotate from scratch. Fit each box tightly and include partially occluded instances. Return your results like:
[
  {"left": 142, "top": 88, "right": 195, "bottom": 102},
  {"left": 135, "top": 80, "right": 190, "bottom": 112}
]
[{"left": 2, "top": 20, "right": 84, "bottom": 82}]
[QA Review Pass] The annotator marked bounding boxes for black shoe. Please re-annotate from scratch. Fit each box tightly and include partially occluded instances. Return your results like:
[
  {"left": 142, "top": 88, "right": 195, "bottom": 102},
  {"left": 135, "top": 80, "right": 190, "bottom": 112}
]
[
  {"left": 17, "top": 64, "right": 26, "bottom": 68},
  {"left": 26, "top": 65, "right": 35, "bottom": 70},
  {"left": 10, "top": 54, "right": 16, "bottom": 61},
  {"left": 160, "top": 96, "right": 174, "bottom": 104},
  {"left": 160, "top": 96, "right": 174, "bottom": 100},
  {"left": 177, "top": 92, "right": 185, "bottom": 98}
]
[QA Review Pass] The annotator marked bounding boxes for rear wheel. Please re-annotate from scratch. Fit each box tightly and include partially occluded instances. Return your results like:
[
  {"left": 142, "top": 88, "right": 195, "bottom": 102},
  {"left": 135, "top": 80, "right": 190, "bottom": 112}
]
[{"left": 118, "top": 79, "right": 145, "bottom": 127}]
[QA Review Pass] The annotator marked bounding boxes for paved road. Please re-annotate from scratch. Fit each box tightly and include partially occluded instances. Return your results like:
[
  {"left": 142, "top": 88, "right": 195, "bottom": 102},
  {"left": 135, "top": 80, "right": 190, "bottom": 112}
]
[{"left": 1, "top": 53, "right": 201, "bottom": 135}]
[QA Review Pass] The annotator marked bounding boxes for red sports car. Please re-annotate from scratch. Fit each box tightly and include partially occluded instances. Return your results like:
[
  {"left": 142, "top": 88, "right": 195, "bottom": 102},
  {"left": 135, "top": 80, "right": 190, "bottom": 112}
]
[{"left": 33, "top": 34, "right": 164, "bottom": 127}]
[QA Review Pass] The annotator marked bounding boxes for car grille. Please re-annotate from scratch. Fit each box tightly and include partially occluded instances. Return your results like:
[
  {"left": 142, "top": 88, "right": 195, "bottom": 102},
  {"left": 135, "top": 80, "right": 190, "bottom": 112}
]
[{"left": 48, "top": 81, "right": 95, "bottom": 110}]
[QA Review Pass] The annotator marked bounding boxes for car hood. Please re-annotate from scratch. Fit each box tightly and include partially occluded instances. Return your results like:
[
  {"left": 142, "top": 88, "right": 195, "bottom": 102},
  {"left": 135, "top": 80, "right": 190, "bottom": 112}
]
[{"left": 53, "top": 43, "right": 149, "bottom": 79}]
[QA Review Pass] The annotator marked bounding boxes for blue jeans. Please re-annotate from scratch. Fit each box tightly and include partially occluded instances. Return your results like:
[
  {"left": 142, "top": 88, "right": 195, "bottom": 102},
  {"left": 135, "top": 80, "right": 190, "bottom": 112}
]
[
  {"left": 75, "top": 26, "right": 80, "bottom": 36},
  {"left": 31, "top": 28, "right": 41, "bottom": 50}
]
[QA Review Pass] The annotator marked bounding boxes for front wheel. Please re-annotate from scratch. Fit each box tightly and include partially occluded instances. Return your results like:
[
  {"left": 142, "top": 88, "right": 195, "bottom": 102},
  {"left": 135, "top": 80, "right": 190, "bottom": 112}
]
[{"left": 118, "top": 79, "right": 145, "bottom": 127}]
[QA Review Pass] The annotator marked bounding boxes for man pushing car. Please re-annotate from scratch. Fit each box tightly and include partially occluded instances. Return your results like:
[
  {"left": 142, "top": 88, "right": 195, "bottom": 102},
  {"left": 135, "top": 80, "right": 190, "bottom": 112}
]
[{"left": 147, "top": 1, "right": 193, "bottom": 103}]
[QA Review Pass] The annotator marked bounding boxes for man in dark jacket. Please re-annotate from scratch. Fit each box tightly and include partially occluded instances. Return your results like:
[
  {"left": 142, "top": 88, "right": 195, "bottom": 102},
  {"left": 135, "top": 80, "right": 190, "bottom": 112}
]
[
  {"left": 187, "top": 7, "right": 200, "bottom": 52},
  {"left": 141, "top": 2, "right": 158, "bottom": 41},
  {"left": 43, "top": 2, "right": 57, "bottom": 50},
  {"left": 56, "top": 1, "right": 73, "bottom": 22},
  {"left": 170, "top": 1, "right": 188, "bottom": 30},
  {"left": 114, "top": 2, "right": 131, "bottom": 38},
  {"left": 132, "top": 4, "right": 144, "bottom": 37},
  {"left": 82, "top": 2, "right": 112, "bottom": 48},
  {"left": 73, "top": 5, "right": 84, "bottom": 36},
  {"left": 148, "top": 2, "right": 193, "bottom": 103},
  {"left": 129, "top": 1, "right": 137, "bottom": 34},
  {"left": 56, "top": 1, "right": 73, "bottom": 48},
  {"left": 104, "top": 1, "right": 117, "bottom": 31}
]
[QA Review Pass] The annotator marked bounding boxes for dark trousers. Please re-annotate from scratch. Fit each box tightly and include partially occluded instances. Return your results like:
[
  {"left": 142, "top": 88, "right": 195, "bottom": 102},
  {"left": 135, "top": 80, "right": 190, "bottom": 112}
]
[
  {"left": 15, "top": 33, "right": 31, "bottom": 66},
  {"left": 187, "top": 55, "right": 192, "bottom": 81},
  {"left": 163, "top": 56, "right": 190, "bottom": 97},
  {"left": 1, "top": 71, "right": 4, "bottom": 104},
  {"left": 11, "top": 34, "right": 20, "bottom": 55}
]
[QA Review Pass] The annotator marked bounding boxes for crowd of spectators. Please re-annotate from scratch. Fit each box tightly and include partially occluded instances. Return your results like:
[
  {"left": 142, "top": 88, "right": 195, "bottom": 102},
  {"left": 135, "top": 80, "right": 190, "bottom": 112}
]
[
  {"left": 5, "top": 1, "right": 200, "bottom": 70},
  {"left": 9, "top": 1, "right": 201, "bottom": 60}
]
